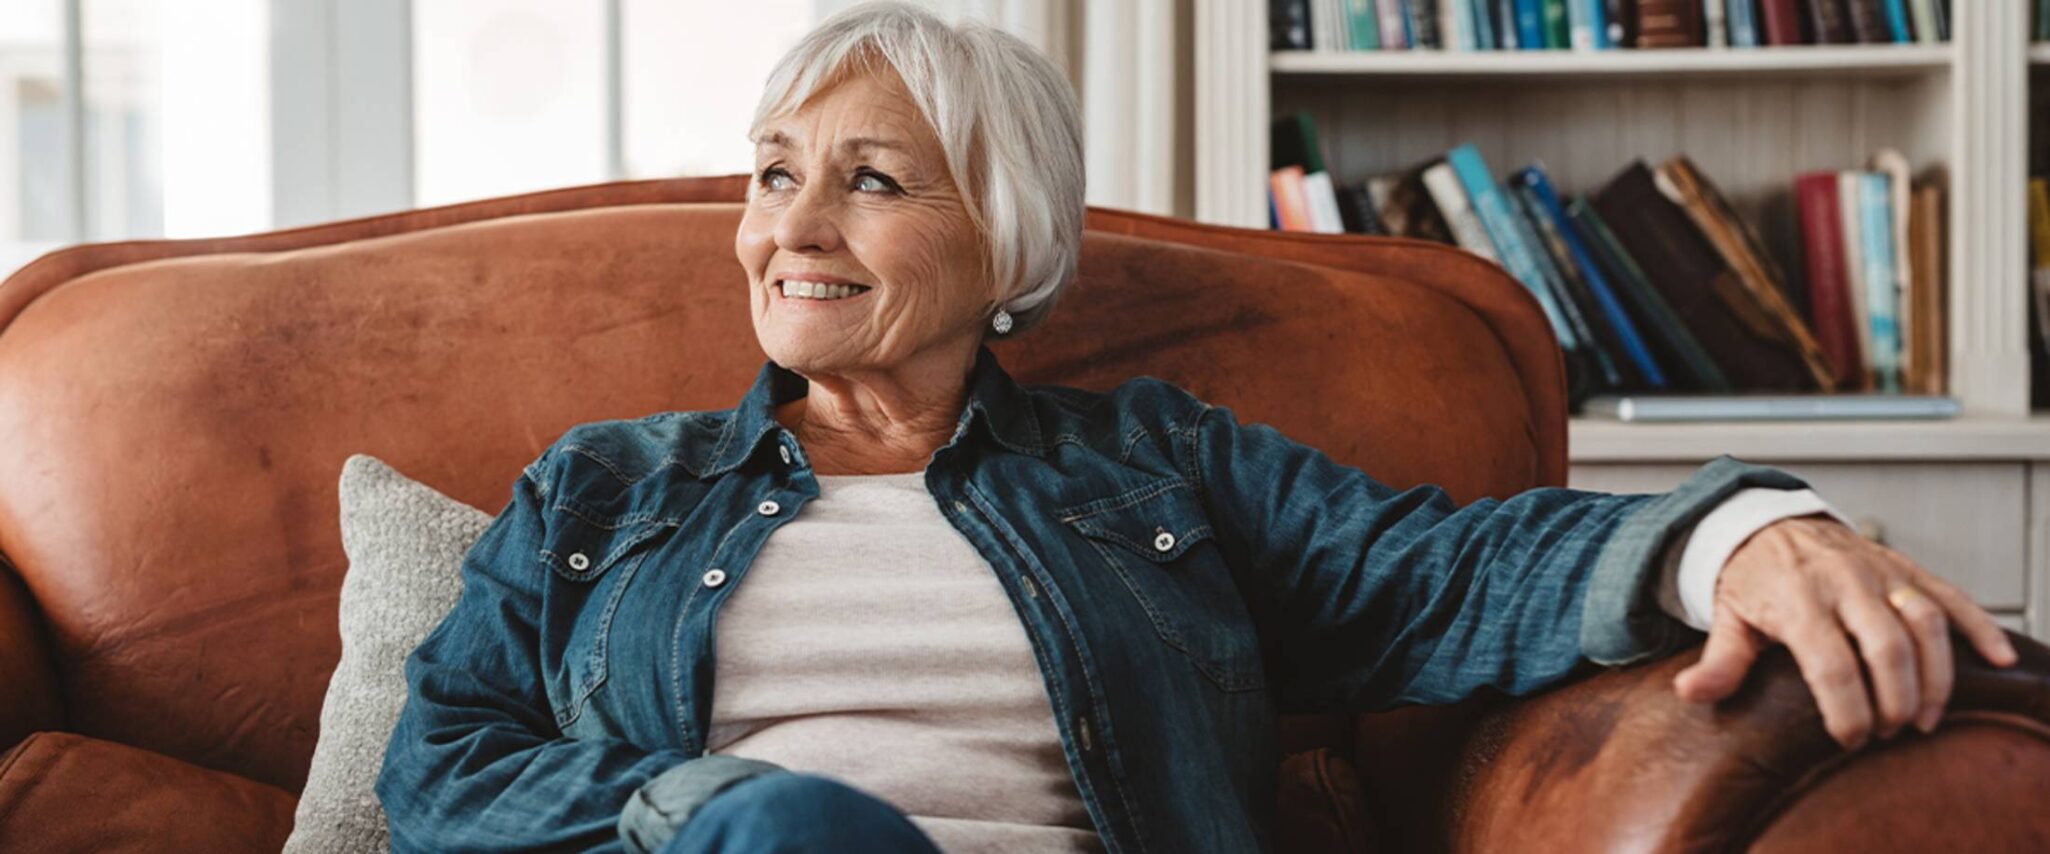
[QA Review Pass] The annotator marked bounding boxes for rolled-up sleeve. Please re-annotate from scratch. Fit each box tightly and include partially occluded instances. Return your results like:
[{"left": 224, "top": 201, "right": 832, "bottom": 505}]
[{"left": 1184, "top": 402, "right": 1810, "bottom": 712}]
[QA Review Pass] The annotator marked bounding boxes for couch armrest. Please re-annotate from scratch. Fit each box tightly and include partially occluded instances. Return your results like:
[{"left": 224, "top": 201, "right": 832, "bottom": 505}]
[
  {"left": 1430, "top": 633, "right": 2050, "bottom": 851},
  {"left": 0, "top": 561, "right": 61, "bottom": 749},
  {"left": 0, "top": 731, "right": 295, "bottom": 852}
]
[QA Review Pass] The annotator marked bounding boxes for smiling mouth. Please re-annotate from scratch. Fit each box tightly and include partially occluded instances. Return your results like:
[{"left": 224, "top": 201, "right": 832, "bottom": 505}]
[{"left": 774, "top": 279, "right": 873, "bottom": 301}]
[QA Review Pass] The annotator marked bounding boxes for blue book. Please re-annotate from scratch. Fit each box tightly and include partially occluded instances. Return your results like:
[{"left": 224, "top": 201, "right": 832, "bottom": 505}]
[
  {"left": 1445, "top": 144, "right": 1576, "bottom": 348},
  {"left": 1513, "top": 0, "right": 1546, "bottom": 49},
  {"left": 1515, "top": 166, "right": 1669, "bottom": 388},
  {"left": 1881, "top": 0, "right": 1912, "bottom": 42},
  {"left": 1470, "top": 0, "right": 1498, "bottom": 49},
  {"left": 1728, "top": 0, "right": 1759, "bottom": 47},
  {"left": 1567, "top": 0, "right": 1609, "bottom": 49},
  {"left": 1858, "top": 172, "right": 1902, "bottom": 392}
]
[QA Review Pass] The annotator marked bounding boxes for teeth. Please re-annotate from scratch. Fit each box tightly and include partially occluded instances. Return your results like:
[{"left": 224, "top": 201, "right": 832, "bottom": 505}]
[{"left": 778, "top": 280, "right": 868, "bottom": 301}]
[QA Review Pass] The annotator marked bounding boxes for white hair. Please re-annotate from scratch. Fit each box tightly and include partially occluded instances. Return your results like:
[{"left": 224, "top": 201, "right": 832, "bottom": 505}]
[{"left": 748, "top": 1, "right": 1085, "bottom": 335}]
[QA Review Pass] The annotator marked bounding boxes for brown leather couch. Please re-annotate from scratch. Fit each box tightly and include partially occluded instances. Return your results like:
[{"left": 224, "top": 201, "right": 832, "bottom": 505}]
[{"left": 1, "top": 175, "right": 2045, "bottom": 852}]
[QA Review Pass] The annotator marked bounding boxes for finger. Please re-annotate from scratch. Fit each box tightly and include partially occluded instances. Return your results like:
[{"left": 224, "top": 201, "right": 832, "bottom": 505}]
[
  {"left": 1779, "top": 610, "right": 1875, "bottom": 749},
  {"left": 1889, "top": 587, "right": 1953, "bottom": 734},
  {"left": 1839, "top": 590, "right": 1922, "bottom": 739},
  {"left": 1916, "top": 575, "right": 2019, "bottom": 667},
  {"left": 1674, "top": 604, "right": 1766, "bottom": 704}
]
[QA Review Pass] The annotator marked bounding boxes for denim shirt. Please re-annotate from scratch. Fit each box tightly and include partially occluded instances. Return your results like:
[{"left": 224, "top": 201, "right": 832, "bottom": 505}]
[{"left": 376, "top": 347, "right": 1805, "bottom": 853}]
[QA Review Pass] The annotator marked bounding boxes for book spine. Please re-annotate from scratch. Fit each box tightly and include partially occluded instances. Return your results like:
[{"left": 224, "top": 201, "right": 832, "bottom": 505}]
[
  {"left": 1541, "top": 0, "right": 1571, "bottom": 47},
  {"left": 1408, "top": 0, "right": 1443, "bottom": 48},
  {"left": 1470, "top": 0, "right": 1499, "bottom": 49},
  {"left": 1603, "top": 0, "right": 1631, "bottom": 45},
  {"left": 1512, "top": 185, "right": 1624, "bottom": 387},
  {"left": 1636, "top": 0, "right": 1699, "bottom": 47},
  {"left": 1880, "top": 0, "right": 1912, "bottom": 42},
  {"left": 1443, "top": 0, "right": 1470, "bottom": 50},
  {"left": 1836, "top": 172, "right": 1874, "bottom": 387},
  {"left": 1515, "top": 0, "right": 1547, "bottom": 48},
  {"left": 1907, "top": 0, "right": 1938, "bottom": 44},
  {"left": 1728, "top": 0, "right": 1758, "bottom": 47},
  {"left": 1568, "top": 197, "right": 1735, "bottom": 390},
  {"left": 1858, "top": 173, "right": 1902, "bottom": 392},
  {"left": 1704, "top": 0, "right": 1729, "bottom": 47},
  {"left": 1445, "top": 145, "right": 1578, "bottom": 347},
  {"left": 1349, "top": 0, "right": 1383, "bottom": 50},
  {"left": 1844, "top": 0, "right": 1887, "bottom": 43},
  {"left": 1374, "top": 0, "right": 1410, "bottom": 47},
  {"left": 1907, "top": 179, "right": 1945, "bottom": 393},
  {"left": 1270, "top": 166, "right": 1311, "bottom": 231},
  {"left": 1301, "top": 170, "right": 1349, "bottom": 233},
  {"left": 2029, "top": 179, "right": 2050, "bottom": 355},
  {"left": 1796, "top": 173, "right": 1860, "bottom": 387},
  {"left": 1807, "top": 0, "right": 1851, "bottom": 43},
  {"left": 1568, "top": 0, "right": 1608, "bottom": 48},
  {"left": 1421, "top": 163, "right": 1503, "bottom": 260},
  {"left": 1520, "top": 167, "right": 1670, "bottom": 387},
  {"left": 1271, "top": 0, "right": 1313, "bottom": 50},
  {"left": 1758, "top": 0, "right": 1803, "bottom": 45},
  {"left": 1494, "top": 0, "right": 1519, "bottom": 48}
]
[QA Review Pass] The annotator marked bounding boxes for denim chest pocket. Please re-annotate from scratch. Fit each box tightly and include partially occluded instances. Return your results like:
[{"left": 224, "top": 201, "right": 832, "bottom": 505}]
[
  {"left": 1058, "top": 478, "right": 1265, "bottom": 692},
  {"left": 537, "top": 506, "right": 676, "bottom": 729}
]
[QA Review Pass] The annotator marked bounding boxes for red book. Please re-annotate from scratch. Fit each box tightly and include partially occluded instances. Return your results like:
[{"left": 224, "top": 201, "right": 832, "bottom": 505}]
[
  {"left": 1758, "top": 0, "right": 1805, "bottom": 44},
  {"left": 1796, "top": 172, "right": 1860, "bottom": 386}
]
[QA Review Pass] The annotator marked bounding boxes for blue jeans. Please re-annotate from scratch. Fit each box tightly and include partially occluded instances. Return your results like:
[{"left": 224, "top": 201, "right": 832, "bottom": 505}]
[{"left": 658, "top": 772, "right": 943, "bottom": 854}]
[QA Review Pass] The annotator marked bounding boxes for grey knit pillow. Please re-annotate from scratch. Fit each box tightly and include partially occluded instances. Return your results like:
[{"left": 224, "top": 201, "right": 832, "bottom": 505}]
[{"left": 284, "top": 455, "right": 493, "bottom": 853}]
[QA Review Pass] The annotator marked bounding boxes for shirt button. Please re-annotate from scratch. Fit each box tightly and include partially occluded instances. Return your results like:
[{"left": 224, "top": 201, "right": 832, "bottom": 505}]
[
  {"left": 567, "top": 552, "right": 591, "bottom": 571},
  {"left": 1153, "top": 530, "right": 1177, "bottom": 552},
  {"left": 757, "top": 500, "right": 781, "bottom": 516},
  {"left": 1077, "top": 715, "right": 1094, "bottom": 752},
  {"left": 1021, "top": 575, "right": 1040, "bottom": 599},
  {"left": 953, "top": 500, "right": 969, "bottom": 513},
  {"left": 702, "top": 568, "right": 728, "bottom": 588},
  {"left": 778, "top": 445, "right": 792, "bottom": 465}
]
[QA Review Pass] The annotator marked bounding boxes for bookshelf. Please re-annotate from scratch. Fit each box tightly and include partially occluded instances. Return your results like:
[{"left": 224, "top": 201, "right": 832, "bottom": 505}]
[{"left": 1194, "top": 4, "right": 2048, "bottom": 638}]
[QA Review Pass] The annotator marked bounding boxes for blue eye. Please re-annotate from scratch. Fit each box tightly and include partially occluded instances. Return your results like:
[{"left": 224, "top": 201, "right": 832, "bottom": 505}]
[
  {"left": 757, "top": 167, "right": 793, "bottom": 191},
  {"left": 854, "top": 173, "right": 888, "bottom": 193}
]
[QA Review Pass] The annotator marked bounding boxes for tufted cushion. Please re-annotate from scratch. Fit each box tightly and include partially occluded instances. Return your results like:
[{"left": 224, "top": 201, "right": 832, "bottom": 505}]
[{"left": 283, "top": 455, "right": 492, "bottom": 853}]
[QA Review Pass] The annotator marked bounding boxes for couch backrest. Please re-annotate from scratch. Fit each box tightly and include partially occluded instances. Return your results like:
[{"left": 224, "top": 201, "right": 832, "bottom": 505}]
[{"left": 0, "top": 176, "right": 1561, "bottom": 791}]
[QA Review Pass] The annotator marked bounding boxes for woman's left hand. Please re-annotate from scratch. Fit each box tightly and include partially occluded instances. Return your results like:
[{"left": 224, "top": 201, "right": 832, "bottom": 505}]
[{"left": 1671, "top": 515, "right": 2019, "bottom": 749}]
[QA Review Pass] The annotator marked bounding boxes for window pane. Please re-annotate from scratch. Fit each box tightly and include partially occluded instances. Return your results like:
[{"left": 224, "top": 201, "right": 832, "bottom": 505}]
[
  {"left": 620, "top": 0, "right": 815, "bottom": 179},
  {"left": 0, "top": 0, "right": 68, "bottom": 276},
  {"left": 414, "top": 0, "right": 608, "bottom": 207}
]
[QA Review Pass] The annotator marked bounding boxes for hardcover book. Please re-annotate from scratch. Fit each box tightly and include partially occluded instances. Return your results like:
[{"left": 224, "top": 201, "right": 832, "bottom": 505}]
[
  {"left": 1447, "top": 144, "right": 1577, "bottom": 349},
  {"left": 1516, "top": 168, "right": 1664, "bottom": 387},
  {"left": 1906, "top": 175, "right": 1946, "bottom": 394},
  {"left": 1636, "top": 0, "right": 1704, "bottom": 47},
  {"left": 1569, "top": 197, "right": 1733, "bottom": 390},
  {"left": 1795, "top": 171, "right": 1862, "bottom": 387}
]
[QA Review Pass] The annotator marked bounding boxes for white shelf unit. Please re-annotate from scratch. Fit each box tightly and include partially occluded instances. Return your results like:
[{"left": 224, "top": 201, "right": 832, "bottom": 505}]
[{"left": 1193, "top": 4, "right": 2048, "bottom": 638}]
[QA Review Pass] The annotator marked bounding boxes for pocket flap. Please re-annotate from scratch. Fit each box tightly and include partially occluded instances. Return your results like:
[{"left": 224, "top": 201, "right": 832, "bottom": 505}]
[
  {"left": 1057, "top": 478, "right": 1214, "bottom": 562},
  {"left": 539, "top": 509, "right": 674, "bottom": 582}
]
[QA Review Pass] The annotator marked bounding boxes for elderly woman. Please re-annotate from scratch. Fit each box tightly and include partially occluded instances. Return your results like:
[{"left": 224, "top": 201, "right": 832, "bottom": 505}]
[{"left": 375, "top": 3, "right": 2018, "bottom": 853}]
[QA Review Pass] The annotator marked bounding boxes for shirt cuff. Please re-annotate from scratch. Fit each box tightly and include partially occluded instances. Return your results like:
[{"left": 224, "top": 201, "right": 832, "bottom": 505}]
[
  {"left": 1669, "top": 487, "right": 1853, "bottom": 631},
  {"left": 619, "top": 754, "right": 785, "bottom": 853}
]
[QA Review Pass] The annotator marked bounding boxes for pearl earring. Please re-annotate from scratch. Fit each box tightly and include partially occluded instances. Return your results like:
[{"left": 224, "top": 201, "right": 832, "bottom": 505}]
[{"left": 991, "top": 309, "right": 1014, "bottom": 335}]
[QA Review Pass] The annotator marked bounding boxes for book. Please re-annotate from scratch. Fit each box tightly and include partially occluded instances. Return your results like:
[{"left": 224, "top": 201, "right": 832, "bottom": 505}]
[
  {"left": 1705, "top": 0, "right": 1729, "bottom": 47},
  {"left": 1907, "top": 0, "right": 1939, "bottom": 44},
  {"left": 1879, "top": 0, "right": 1913, "bottom": 42},
  {"left": 1347, "top": 0, "right": 1382, "bottom": 50},
  {"left": 1905, "top": 175, "right": 1946, "bottom": 394},
  {"left": 1406, "top": 0, "right": 1443, "bottom": 48},
  {"left": 1727, "top": 0, "right": 1759, "bottom": 47},
  {"left": 1541, "top": 0, "right": 1571, "bottom": 47},
  {"left": 1584, "top": 393, "right": 1960, "bottom": 422},
  {"left": 1758, "top": 0, "right": 1804, "bottom": 45},
  {"left": 1637, "top": 0, "right": 1703, "bottom": 47},
  {"left": 1368, "top": 163, "right": 1456, "bottom": 244},
  {"left": 1495, "top": 0, "right": 1521, "bottom": 48},
  {"left": 1335, "top": 181, "right": 1389, "bottom": 235},
  {"left": 2029, "top": 178, "right": 2050, "bottom": 357},
  {"left": 1837, "top": 171, "right": 1875, "bottom": 388},
  {"left": 1516, "top": 166, "right": 1669, "bottom": 388},
  {"left": 1471, "top": 0, "right": 1500, "bottom": 50},
  {"left": 1514, "top": 0, "right": 1547, "bottom": 49},
  {"left": 1271, "top": 113, "right": 1327, "bottom": 175},
  {"left": 1569, "top": 197, "right": 1733, "bottom": 390},
  {"left": 1592, "top": 160, "right": 1817, "bottom": 390},
  {"left": 1806, "top": 0, "right": 1852, "bottom": 43},
  {"left": 1442, "top": 0, "right": 1473, "bottom": 50},
  {"left": 1446, "top": 144, "right": 1578, "bottom": 348},
  {"left": 1795, "top": 172, "right": 1862, "bottom": 388},
  {"left": 1270, "top": 166, "right": 1313, "bottom": 232},
  {"left": 1604, "top": 0, "right": 1632, "bottom": 46},
  {"left": 1567, "top": 0, "right": 1608, "bottom": 49},
  {"left": 1871, "top": 149, "right": 1915, "bottom": 391},
  {"left": 1422, "top": 162, "right": 1503, "bottom": 261},
  {"left": 1857, "top": 171, "right": 1903, "bottom": 392},
  {"left": 1511, "top": 181, "right": 1627, "bottom": 389},
  {"left": 1271, "top": 0, "right": 1312, "bottom": 49},
  {"left": 1844, "top": 0, "right": 1888, "bottom": 43},
  {"left": 1654, "top": 156, "right": 1839, "bottom": 390},
  {"left": 1374, "top": 0, "right": 1409, "bottom": 47},
  {"left": 1301, "top": 170, "right": 1348, "bottom": 234}
]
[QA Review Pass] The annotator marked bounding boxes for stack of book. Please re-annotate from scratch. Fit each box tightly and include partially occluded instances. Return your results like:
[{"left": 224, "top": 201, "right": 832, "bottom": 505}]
[
  {"left": 1269, "top": 0, "right": 1950, "bottom": 51},
  {"left": 1270, "top": 114, "right": 1949, "bottom": 409}
]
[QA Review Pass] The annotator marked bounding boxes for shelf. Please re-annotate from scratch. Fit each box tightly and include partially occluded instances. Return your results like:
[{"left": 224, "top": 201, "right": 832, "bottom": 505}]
[
  {"left": 2032, "top": 43, "right": 2050, "bottom": 64},
  {"left": 1270, "top": 44, "right": 1954, "bottom": 82},
  {"left": 1569, "top": 416, "right": 2050, "bottom": 463}
]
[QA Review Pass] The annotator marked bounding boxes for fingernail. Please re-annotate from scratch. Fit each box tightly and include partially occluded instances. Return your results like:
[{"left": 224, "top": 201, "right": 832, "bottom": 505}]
[{"left": 1916, "top": 709, "right": 1940, "bottom": 733}]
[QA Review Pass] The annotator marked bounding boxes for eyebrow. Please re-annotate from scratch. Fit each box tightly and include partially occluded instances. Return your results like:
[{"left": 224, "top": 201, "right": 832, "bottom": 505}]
[{"left": 757, "top": 130, "right": 908, "bottom": 155}]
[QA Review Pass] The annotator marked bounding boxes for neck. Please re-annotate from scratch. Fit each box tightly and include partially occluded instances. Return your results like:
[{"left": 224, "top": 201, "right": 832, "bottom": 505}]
[{"left": 776, "top": 345, "right": 980, "bottom": 475}]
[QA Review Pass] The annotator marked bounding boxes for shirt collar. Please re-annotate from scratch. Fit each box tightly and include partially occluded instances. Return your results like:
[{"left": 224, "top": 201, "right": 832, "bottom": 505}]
[{"left": 702, "top": 346, "right": 1044, "bottom": 477}]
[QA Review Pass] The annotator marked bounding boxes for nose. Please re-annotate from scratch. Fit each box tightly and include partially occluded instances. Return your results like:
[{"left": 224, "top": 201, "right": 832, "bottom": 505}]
[{"left": 772, "top": 180, "right": 843, "bottom": 254}]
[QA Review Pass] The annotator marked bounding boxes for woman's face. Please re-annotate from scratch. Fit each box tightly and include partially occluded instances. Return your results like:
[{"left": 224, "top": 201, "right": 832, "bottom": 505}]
[{"left": 736, "top": 69, "right": 991, "bottom": 378}]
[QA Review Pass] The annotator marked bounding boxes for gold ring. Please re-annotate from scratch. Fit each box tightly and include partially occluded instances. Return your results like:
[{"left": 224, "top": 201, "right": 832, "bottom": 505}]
[{"left": 1887, "top": 586, "right": 1931, "bottom": 611}]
